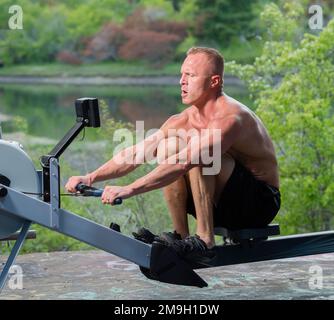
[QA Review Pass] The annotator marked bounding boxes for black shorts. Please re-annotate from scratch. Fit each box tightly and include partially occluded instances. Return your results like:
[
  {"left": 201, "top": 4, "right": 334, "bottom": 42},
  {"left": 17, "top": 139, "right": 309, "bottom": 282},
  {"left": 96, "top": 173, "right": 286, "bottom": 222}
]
[{"left": 186, "top": 161, "right": 281, "bottom": 230}]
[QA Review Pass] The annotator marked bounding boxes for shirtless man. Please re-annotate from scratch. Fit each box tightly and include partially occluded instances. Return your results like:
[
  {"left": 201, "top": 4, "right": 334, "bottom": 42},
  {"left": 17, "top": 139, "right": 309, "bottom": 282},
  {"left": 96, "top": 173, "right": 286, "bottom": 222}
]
[{"left": 65, "top": 47, "right": 281, "bottom": 257}]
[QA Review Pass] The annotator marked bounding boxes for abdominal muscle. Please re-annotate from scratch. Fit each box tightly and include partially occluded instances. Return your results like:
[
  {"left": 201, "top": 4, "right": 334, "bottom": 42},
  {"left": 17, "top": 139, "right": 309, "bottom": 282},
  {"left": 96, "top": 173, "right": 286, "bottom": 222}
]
[{"left": 227, "top": 149, "right": 280, "bottom": 189}]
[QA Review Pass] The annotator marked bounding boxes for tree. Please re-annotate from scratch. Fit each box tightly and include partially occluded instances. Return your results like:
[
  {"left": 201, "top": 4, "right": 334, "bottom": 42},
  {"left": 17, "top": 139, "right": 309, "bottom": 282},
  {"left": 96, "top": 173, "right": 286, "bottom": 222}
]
[
  {"left": 227, "top": 1, "right": 334, "bottom": 234},
  {"left": 191, "top": 0, "right": 262, "bottom": 46}
]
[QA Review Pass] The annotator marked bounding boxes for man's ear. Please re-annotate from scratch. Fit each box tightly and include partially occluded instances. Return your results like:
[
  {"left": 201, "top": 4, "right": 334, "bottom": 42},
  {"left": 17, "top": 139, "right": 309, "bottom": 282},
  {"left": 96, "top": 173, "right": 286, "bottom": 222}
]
[{"left": 211, "top": 75, "right": 221, "bottom": 88}]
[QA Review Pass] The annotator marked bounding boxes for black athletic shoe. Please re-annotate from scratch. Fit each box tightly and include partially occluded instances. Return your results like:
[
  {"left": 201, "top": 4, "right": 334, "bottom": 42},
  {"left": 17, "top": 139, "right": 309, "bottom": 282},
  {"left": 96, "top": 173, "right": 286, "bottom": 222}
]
[
  {"left": 159, "top": 230, "right": 182, "bottom": 244},
  {"left": 171, "top": 235, "right": 216, "bottom": 265},
  {"left": 133, "top": 228, "right": 182, "bottom": 245},
  {"left": 132, "top": 228, "right": 158, "bottom": 244}
]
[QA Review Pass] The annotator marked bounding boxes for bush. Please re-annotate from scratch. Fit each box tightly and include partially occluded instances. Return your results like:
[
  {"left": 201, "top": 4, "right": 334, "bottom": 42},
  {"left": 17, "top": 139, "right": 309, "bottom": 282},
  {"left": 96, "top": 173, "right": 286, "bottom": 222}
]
[
  {"left": 118, "top": 30, "right": 181, "bottom": 65},
  {"left": 56, "top": 50, "right": 82, "bottom": 65},
  {"left": 81, "top": 7, "right": 188, "bottom": 65},
  {"left": 81, "top": 23, "right": 125, "bottom": 62}
]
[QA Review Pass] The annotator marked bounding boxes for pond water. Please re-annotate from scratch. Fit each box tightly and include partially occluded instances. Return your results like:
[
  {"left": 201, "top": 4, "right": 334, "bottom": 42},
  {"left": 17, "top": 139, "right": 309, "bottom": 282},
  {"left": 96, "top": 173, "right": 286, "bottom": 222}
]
[{"left": 0, "top": 82, "right": 251, "bottom": 141}]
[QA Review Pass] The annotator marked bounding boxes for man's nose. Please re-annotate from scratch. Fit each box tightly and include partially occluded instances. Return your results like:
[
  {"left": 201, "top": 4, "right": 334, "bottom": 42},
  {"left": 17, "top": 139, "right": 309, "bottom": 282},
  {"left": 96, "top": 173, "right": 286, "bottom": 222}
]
[{"left": 179, "top": 74, "right": 187, "bottom": 86}]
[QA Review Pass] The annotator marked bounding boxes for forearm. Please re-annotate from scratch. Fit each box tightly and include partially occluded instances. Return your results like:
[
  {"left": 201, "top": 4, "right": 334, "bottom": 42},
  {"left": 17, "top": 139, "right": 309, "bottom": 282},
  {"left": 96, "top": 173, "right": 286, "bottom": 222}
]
[
  {"left": 88, "top": 146, "right": 141, "bottom": 183},
  {"left": 129, "top": 162, "right": 191, "bottom": 196},
  {"left": 88, "top": 160, "right": 140, "bottom": 183}
]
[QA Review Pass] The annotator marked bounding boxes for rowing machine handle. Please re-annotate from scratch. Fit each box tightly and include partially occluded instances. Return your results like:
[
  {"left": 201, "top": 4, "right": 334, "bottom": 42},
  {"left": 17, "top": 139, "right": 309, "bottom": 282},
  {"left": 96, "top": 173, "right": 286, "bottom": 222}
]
[{"left": 75, "top": 183, "right": 123, "bottom": 205}]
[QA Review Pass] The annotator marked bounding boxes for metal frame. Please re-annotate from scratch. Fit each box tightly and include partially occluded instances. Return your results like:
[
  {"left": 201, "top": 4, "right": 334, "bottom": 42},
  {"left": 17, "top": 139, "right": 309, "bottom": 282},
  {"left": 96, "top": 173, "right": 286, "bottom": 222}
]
[
  {"left": 0, "top": 181, "right": 203, "bottom": 289},
  {"left": 0, "top": 183, "right": 151, "bottom": 268},
  {"left": 190, "top": 230, "right": 334, "bottom": 270},
  {"left": 0, "top": 220, "right": 31, "bottom": 290}
]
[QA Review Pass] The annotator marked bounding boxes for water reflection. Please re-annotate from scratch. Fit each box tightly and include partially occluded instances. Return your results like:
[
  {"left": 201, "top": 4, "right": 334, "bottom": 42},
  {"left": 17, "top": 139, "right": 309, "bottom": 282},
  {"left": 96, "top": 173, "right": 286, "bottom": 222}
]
[{"left": 0, "top": 84, "right": 249, "bottom": 140}]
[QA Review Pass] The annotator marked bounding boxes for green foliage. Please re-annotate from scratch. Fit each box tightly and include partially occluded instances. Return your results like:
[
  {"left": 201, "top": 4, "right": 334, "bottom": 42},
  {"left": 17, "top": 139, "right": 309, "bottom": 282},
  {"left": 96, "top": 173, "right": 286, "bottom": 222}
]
[
  {"left": 1, "top": 115, "right": 28, "bottom": 133},
  {"left": 139, "top": 0, "right": 175, "bottom": 17},
  {"left": 227, "top": 1, "right": 334, "bottom": 234},
  {"left": 222, "top": 37, "right": 264, "bottom": 65},
  {"left": 0, "top": 0, "right": 280, "bottom": 65},
  {"left": 64, "top": 0, "right": 132, "bottom": 40},
  {"left": 0, "top": 0, "right": 135, "bottom": 64},
  {"left": 0, "top": 0, "right": 68, "bottom": 64},
  {"left": 191, "top": 0, "right": 267, "bottom": 46}
]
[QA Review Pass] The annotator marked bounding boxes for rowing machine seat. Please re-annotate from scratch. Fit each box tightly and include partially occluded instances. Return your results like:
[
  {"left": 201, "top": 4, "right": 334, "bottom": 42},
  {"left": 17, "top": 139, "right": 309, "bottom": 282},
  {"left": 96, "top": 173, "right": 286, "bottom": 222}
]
[{"left": 214, "top": 224, "right": 280, "bottom": 245}]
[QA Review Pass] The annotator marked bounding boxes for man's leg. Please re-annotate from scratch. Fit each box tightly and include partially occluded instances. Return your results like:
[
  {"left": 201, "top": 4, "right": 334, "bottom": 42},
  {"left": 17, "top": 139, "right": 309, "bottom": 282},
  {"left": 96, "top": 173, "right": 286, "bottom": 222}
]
[
  {"left": 157, "top": 137, "right": 235, "bottom": 246},
  {"left": 188, "top": 154, "right": 235, "bottom": 248},
  {"left": 163, "top": 178, "right": 189, "bottom": 239},
  {"left": 157, "top": 137, "right": 190, "bottom": 239}
]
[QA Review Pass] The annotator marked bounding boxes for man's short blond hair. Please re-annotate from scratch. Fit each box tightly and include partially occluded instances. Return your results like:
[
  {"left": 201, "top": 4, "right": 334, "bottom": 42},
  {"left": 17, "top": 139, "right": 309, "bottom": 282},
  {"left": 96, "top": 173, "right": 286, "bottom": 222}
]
[{"left": 187, "top": 47, "right": 224, "bottom": 88}]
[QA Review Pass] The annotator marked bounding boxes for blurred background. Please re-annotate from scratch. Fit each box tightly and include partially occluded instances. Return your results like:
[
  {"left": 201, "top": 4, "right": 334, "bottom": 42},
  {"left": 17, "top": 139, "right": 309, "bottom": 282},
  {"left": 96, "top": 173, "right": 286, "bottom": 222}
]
[{"left": 0, "top": 0, "right": 333, "bottom": 253}]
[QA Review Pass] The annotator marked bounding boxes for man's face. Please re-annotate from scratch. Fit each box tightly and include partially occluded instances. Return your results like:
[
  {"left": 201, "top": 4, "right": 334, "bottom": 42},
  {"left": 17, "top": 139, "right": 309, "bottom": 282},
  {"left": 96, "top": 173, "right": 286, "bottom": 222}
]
[{"left": 179, "top": 53, "right": 214, "bottom": 106}]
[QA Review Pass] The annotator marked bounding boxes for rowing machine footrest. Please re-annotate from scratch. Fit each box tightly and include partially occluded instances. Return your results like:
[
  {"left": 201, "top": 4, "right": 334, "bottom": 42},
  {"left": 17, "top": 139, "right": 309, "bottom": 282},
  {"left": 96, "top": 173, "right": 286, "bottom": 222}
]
[
  {"left": 214, "top": 224, "right": 280, "bottom": 244},
  {"left": 140, "top": 241, "right": 208, "bottom": 288}
]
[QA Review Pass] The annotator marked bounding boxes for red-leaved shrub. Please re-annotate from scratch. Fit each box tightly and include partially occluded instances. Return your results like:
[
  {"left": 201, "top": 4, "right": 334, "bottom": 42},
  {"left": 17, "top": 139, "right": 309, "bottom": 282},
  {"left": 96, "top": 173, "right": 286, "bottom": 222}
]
[
  {"left": 56, "top": 50, "right": 82, "bottom": 65},
  {"left": 80, "top": 7, "right": 188, "bottom": 65},
  {"left": 118, "top": 30, "right": 181, "bottom": 65},
  {"left": 82, "top": 23, "right": 125, "bottom": 62}
]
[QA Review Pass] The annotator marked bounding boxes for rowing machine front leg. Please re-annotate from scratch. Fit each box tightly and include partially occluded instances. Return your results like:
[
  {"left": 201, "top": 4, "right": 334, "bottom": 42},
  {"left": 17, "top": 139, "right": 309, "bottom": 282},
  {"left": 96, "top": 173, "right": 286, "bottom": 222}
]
[{"left": 0, "top": 220, "right": 31, "bottom": 292}]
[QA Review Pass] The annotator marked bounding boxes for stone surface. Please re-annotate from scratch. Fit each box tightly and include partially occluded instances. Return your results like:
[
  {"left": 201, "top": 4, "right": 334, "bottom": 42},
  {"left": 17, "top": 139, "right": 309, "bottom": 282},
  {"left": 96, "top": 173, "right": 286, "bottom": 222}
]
[{"left": 1, "top": 250, "right": 333, "bottom": 300}]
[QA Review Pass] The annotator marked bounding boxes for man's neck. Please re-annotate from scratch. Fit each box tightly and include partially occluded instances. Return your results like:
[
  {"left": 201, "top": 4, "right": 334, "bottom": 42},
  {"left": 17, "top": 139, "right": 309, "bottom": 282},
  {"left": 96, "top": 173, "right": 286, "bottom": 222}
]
[{"left": 192, "top": 92, "right": 223, "bottom": 118}]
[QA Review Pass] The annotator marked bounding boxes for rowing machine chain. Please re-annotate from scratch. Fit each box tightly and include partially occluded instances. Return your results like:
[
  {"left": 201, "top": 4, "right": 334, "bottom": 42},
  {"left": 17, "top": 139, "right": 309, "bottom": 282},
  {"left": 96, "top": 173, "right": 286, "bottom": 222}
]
[{"left": 21, "top": 191, "right": 82, "bottom": 197}]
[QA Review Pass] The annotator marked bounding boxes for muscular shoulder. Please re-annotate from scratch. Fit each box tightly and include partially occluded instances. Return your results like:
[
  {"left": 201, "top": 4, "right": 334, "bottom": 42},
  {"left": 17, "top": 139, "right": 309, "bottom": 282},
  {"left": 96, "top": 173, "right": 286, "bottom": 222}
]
[
  {"left": 161, "top": 108, "right": 190, "bottom": 130},
  {"left": 209, "top": 98, "right": 240, "bottom": 126},
  {"left": 215, "top": 95, "right": 255, "bottom": 124},
  {"left": 208, "top": 97, "right": 259, "bottom": 142}
]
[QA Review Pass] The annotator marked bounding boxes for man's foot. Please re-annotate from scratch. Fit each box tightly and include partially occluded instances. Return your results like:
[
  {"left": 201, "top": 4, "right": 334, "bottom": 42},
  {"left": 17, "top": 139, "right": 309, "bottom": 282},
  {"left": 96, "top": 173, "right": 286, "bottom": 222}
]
[
  {"left": 171, "top": 235, "right": 216, "bottom": 264},
  {"left": 132, "top": 228, "right": 158, "bottom": 244},
  {"left": 133, "top": 228, "right": 181, "bottom": 245},
  {"left": 160, "top": 230, "right": 182, "bottom": 244}
]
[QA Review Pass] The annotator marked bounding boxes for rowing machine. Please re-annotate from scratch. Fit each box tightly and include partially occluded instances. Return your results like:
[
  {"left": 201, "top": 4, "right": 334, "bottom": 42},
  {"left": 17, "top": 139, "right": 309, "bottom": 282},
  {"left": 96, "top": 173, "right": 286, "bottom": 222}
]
[{"left": 1, "top": 97, "right": 334, "bottom": 292}]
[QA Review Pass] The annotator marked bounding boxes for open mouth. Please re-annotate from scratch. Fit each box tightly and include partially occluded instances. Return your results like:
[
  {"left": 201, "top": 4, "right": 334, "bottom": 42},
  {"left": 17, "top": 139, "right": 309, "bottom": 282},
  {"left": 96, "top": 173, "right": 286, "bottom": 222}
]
[{"left": 181, "top": 89, "right": 188, "bottom": 96}]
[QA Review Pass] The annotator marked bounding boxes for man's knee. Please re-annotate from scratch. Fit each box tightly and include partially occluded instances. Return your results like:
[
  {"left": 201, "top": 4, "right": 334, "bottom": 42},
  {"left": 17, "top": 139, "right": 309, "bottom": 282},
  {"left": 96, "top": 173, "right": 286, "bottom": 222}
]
[
  {"left": 156, "top": 136, "right": 187, "bottom": 164},
  {"left": 187, "top": 154, "right": 235, "bottom": 200},
  {"left": 188, "top": 154, "right": 235, "bottom": 177}
]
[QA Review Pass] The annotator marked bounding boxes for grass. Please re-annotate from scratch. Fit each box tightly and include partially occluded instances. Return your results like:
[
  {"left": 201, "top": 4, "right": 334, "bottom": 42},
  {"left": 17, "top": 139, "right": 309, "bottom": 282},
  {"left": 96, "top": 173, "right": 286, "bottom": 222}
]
[
  {"left": 0, "top": 82, "right": 180, "bottom": 97},
  {"left": 0, "top": 61, "right": 181, "bottom": 77}
]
